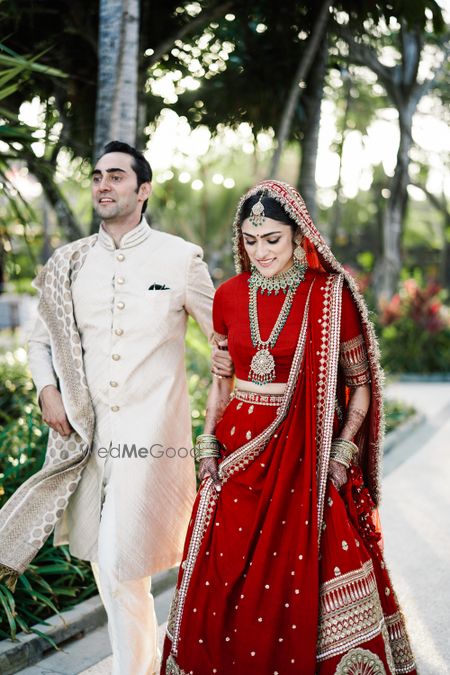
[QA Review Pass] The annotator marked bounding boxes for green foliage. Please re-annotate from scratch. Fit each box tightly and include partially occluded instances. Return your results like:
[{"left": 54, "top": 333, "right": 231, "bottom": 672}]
[
  {"left": 185, "top": 317, "right": 211, "bottom": 437},
  {"left": 384, "top": 398, "right": 416, "bottom": 435},
  {"left": 0, "top": 542, "right": 96, "bottom": 642},
  {"left": 0, "top": 348, "right": 96, "bottom": 642},
  {"left": 379, "top": 279, "right": 450, "bottom": 373}
]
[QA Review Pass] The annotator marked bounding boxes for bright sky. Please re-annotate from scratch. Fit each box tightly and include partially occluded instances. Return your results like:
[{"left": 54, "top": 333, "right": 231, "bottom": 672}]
[{"left": 143, "top": 95, "right": 450, "bottom": 204}]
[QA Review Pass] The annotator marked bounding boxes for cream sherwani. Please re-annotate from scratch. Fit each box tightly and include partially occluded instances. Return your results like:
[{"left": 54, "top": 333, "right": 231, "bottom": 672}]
[{"left": 28, "top": 219, "right": 214, "bottom": 581}]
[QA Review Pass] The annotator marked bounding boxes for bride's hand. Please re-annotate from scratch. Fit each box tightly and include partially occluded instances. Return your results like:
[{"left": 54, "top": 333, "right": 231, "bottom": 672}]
[
  {"left": 199, "top": 457, "right": 222, "bottom": 492},
  {"left": 328, "top": 459, "right": 348, "bottom": 490}
]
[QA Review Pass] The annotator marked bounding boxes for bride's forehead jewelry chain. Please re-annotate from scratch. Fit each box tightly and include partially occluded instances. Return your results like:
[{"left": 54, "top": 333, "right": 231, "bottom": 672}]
[
  {"left": 248, "top": 192, "right": 266, "bottom": 227},
  {"left": 247, "top": 261, "right": 307, "bottom": 385}
]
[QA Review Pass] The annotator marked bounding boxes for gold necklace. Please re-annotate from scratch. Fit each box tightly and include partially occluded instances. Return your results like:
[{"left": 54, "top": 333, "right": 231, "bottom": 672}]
[{"left": 248, "top": 265, "right": 306, "bottom": 385}]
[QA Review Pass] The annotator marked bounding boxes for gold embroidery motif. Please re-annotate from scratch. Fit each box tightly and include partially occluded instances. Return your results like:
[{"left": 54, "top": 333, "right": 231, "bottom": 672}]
[
  {"left": 335, "top": 647, "right": 387, "bottom": 674},
  {"left": 385, "top": 612, "right": 416, "bottom": 674},
  {"left": 166, "top": 654, "right": 190, "bottom": 675},
  {"left": 381, "top": 622, "right": 396, "bottom": 674},
  {"left": 166, "top": 588, "right": 179, "bottom": 641},
  {"left": 317, "top": 560, "right": 384, "bottom": 661},
  {"left": 340, "top": 334, "right": 371, "bottom": 387}
]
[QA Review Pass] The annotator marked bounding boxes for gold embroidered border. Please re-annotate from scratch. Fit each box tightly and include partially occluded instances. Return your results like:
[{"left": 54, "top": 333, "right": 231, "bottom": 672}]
[
  {"left": 166, "top": 588, "right": 179, "bottom": 642},
  {"left": 317, "top": 560, "right": 385, "bottom": 661},
  {"left": 340, "top": 334, "right": 371, "bottom": 387},
  {"left": 385, "top": 612, "right": 416, "bottom": 674},
  {"left": 232, "top": 389, "right": 284, "bottom": 406},
  {"left": 316, "top": 273, "right": 343, "bottom": 542}
]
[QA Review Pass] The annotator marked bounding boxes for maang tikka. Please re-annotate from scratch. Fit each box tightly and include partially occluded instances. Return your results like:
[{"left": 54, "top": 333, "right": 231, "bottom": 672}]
[{"left": 248, "top": 193, "right": 266, "bottom": 227}]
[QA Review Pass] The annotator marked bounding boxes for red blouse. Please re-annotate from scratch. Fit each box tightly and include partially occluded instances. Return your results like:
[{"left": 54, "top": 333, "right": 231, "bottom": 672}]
[{"left": 213, "top": 270, "right": 370, "bottom": 386}]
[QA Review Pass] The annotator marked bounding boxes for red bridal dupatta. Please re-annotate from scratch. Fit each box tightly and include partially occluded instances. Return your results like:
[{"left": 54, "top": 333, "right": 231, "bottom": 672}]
[{"left": 162, "top": 181, "right": 416, "bottom": 675}]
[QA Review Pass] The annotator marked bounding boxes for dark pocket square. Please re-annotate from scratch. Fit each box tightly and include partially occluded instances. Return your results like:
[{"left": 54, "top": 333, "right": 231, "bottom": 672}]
[{"left": 148, "top": 283, "right": 170, "bottom": 290}]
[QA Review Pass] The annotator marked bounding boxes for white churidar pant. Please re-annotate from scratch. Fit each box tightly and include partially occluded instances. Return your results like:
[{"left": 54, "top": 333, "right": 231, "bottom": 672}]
[{"left": 91, "top": 459, "right": 159, "bottom": 675}]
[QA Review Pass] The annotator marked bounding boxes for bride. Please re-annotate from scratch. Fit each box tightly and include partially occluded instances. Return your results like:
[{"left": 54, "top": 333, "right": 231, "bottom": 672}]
[{"left": 161, "top": 180, "right": 416, "bottom": 675}]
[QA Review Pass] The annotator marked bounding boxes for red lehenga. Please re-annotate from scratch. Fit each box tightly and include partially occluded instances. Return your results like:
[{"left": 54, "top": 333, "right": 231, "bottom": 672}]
[{"left": 161, "top": 181, "right": 416, "bottom": 675}]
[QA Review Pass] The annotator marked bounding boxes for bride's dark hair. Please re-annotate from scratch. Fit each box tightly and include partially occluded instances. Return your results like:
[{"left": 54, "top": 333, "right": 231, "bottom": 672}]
[{"left": 241, "top": 193, "right": 297, "bottom": 233}]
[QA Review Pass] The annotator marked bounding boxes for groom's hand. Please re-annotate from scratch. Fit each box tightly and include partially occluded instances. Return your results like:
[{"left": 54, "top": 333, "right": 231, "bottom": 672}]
[
  {"left": 211, "top": 338, "right": 234, "bottom": 378},
  {"left": 40, "top": 385, "right": 73, "bottom": 437}
]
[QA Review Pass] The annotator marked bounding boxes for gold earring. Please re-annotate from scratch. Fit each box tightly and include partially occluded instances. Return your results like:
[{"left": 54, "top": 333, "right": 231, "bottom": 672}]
[{"left": 293, "top": 239, "right": 307, "bottom": 266}]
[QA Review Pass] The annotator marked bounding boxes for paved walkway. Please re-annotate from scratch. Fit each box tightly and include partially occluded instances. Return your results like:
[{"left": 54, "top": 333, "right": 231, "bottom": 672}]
[
  {"left": 381, "top": 382, "right": 450, "bottom": 674},
  {"left": 18, "top": 381, "right": 450, "bottom": 674}
]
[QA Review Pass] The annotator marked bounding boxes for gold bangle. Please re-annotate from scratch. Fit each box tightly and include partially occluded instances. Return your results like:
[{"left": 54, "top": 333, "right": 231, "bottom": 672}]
[
  {"left": 330, "top": 438, "right": 358, "bottom": 469},
  {"left": 196, "top": 450, "right": 220, "bottom": 461},
  {"left": 194, "top": 434, "right": 220, "bottom": 462}
]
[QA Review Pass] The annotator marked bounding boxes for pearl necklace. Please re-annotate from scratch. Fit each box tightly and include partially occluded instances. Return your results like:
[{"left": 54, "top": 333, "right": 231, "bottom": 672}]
[{"left": 247, "top": 263, "right": 307, "bottom": 385}]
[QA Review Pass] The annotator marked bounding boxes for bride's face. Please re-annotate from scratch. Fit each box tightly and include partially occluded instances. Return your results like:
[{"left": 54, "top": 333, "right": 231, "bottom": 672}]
[{"left": 241, "top": 217, "right": 295, "bottom": 277}]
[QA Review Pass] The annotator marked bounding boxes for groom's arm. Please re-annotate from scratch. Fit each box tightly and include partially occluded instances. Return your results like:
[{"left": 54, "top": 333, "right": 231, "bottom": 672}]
[
  {"left": 184, "top": 248, "right": 233, "bottom": 378},
  {"left": 28, "top": 316, "right": 72, "bottom": 436},
  {"left": 28, "top": 316, "right": 58, "bottom": 398},
  {"left": 184, "top": 247, "right": 215, "bottom": 341}
]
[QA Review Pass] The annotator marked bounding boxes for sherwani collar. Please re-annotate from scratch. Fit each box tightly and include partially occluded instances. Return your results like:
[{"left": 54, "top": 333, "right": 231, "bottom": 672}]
[{"left": 98, "top": 217, "right": 152, "bottom": 251}]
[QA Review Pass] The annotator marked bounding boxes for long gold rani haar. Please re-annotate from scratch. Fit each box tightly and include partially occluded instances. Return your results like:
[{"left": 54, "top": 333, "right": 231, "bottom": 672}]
[{"left": 248, "top": 265, "right": 306, "bottom": 385}]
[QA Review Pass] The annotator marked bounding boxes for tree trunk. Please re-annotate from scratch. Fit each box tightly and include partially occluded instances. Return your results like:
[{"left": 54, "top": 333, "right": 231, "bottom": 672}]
[
  {"left": 340, "top": 23, "right": 449, "bottom": 302},
  {"left": 373, "top": 105, "right": 414, "bottom": 302},
  {"left": 329, "top": 72, "right": 351, "bottom": 248},
  {"left": 26, "top": 157, "right": 84, "bottom": 242},
  {"left": 268, "top": 0, "right": 332, "bottom": 178},
  {"left": 296, "top": 36, "right": 328, "bottom": 223},
  {"left": 94, "top": 0, "right": 139, "bottom": 160}
]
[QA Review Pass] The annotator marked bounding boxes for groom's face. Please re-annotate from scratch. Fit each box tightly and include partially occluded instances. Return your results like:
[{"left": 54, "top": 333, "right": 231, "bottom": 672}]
[{"left": 92, "top": 152, "right": 150, "bottom": 222}]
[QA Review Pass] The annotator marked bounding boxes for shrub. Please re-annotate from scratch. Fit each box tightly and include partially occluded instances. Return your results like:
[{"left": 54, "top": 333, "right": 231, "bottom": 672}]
[
  {"left": 379, "top": 279, "right": 450, "bottom": 373},
  {"left": 0, "top": 349, "right": 96, "bottom": 641}
]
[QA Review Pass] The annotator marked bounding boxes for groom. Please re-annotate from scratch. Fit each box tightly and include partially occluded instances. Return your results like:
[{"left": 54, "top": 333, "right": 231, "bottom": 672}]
[{"left": 26, "top": 141, "right": 232, "bottom": 674}]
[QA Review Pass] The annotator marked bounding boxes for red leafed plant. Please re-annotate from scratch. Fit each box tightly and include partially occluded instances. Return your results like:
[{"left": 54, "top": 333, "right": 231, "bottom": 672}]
[{"left": 379, "top": 279, "right": 450, "bottom": 373}]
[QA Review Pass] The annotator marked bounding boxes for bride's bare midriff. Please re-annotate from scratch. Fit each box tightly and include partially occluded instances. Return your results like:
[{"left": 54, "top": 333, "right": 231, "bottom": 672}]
[{"left": 234, "top": 378, "right": 287, "bottom": 395}]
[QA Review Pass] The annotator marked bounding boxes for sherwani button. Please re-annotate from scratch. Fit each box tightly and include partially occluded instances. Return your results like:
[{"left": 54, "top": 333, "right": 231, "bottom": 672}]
[
  {"left": 116, "top": 253, "right": 125, "bottom": 261},
  {"left": 115, "top": 328, "right": 124, "bottom": 336},
  {"left": 116, "top": 277, "right": 125, "bottom": 285},
  {"left": 117, "top": 301, "right": 125, "bottom": 309},
  {"left": 110, "top": 380, "right": 118, "bottom": 387},
  {"left": 112, "top": 353, "right": 121, "bottom": 361},
  {"left": 111, "top": 405, "right": 120, "bottom": 412}
]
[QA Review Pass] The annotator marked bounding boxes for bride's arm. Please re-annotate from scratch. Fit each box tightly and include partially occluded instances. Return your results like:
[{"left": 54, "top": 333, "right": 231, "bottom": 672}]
[
  {"left": 197, "top": 374, "right": 234, "bottom": 491},
  {"left": 328, "top": 384, "right": 370, "bottom": 489}
]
